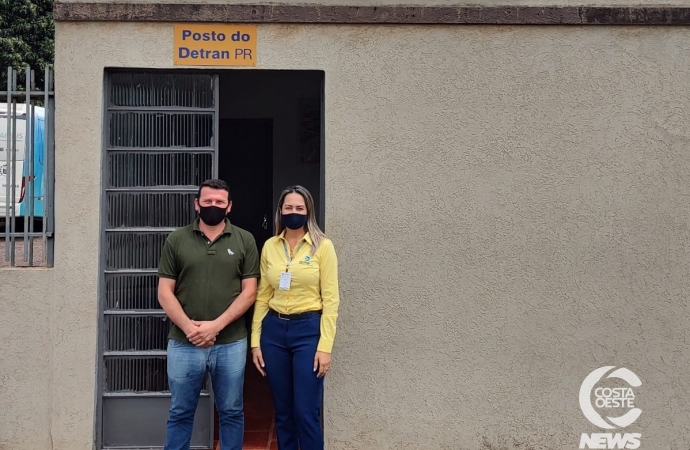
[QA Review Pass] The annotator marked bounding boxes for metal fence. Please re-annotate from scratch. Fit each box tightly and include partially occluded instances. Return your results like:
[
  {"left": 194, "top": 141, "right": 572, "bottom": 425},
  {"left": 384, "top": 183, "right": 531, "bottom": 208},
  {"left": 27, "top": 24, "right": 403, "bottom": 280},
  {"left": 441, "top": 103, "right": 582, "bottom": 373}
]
[{"left": 0, "top": 66, "right": 55, "bottom": 268}]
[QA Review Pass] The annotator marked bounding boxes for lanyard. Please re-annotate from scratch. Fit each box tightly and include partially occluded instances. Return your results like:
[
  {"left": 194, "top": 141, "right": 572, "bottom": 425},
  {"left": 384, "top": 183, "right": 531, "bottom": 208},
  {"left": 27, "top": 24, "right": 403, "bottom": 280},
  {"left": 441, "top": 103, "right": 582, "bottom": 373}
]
[{"left": 282, "top": 240, "right": 306, "bottom": 272}]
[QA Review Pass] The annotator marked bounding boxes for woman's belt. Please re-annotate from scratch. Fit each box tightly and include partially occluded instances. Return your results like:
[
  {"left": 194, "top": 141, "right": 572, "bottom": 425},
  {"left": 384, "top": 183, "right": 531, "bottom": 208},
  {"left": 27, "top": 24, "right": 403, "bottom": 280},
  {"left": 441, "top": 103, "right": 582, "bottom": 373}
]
[{"left": 269, "top": 308, "right": 322, "bottom": 321}]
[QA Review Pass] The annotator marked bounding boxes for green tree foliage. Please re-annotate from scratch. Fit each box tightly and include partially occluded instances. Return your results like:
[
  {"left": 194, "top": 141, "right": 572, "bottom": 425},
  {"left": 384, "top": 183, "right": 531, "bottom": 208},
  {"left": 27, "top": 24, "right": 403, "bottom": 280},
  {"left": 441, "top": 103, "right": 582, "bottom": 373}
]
[{"left": 0, "top": 0, "right": 54, "bottom": 90}]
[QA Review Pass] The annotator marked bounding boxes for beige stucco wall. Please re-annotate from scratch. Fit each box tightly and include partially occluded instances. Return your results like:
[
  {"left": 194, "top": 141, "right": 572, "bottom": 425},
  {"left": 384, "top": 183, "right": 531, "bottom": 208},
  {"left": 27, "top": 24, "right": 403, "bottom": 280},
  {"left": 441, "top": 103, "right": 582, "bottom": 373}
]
[
  {"left": 51, "top": 36, "right": 102, "bottom": 450},
  {"left": 0, "top": 269, "right": 53, "bottom": 450},
  {"left": 4, "top": 18, "right": 678, "bottom": 450}
]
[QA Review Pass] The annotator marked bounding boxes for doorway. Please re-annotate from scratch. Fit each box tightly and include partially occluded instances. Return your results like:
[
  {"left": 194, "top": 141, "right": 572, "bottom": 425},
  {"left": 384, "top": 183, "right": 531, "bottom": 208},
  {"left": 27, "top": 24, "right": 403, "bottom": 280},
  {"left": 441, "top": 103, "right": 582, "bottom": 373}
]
[
  {"left": 98, "top": 69, "right": 323, "bottom": 450},
  {"left": 216, "top": 70, "right": 324, "bottom": 450}
]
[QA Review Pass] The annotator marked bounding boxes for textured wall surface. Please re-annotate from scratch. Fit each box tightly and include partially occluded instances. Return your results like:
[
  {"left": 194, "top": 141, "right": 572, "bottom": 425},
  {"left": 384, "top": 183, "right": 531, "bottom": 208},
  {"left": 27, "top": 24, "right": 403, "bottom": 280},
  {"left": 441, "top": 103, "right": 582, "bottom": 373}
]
[
  {"left": 50, "top": 21, "right": 103, "bottom": 450},
  {"left": 56, "top": 0, "right": 690, "bottom": 6},
  {"left": 43, "top": 20, "right": 690, "bottom": 450},
  {"left": 0, "top": 269, "right": 53, "bottom": 450}
]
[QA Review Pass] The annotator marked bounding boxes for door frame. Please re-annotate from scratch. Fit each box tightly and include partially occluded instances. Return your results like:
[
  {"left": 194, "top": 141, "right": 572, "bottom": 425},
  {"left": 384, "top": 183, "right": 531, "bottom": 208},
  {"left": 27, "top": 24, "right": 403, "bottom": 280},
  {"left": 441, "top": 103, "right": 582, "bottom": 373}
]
[{"left": 95, "top": 68, "right": 326, "bottom": 449}]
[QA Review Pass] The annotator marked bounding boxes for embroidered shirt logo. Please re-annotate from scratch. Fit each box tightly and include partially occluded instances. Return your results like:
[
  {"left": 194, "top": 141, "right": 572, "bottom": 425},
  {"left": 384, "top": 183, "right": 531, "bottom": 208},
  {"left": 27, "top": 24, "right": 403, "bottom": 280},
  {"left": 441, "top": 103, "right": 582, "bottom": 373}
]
[{"left": 227, "top": 249, "right": 235, "bottom": 256}]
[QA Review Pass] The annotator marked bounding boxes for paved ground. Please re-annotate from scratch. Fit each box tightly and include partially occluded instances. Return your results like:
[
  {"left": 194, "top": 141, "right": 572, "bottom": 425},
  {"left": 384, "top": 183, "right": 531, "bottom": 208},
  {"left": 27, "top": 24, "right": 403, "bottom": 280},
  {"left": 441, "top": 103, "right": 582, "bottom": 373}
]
[{"left": 0, "top": 237, "right": 47, "bottom": 268}]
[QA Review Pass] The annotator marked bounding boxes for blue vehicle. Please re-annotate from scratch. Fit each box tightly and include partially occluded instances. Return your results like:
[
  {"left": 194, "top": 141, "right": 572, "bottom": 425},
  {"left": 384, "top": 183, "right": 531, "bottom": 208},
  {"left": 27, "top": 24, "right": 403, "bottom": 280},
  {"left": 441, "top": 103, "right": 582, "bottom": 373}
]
[{"left": 0, "top": 103, "right": 46, "bottom": 222}]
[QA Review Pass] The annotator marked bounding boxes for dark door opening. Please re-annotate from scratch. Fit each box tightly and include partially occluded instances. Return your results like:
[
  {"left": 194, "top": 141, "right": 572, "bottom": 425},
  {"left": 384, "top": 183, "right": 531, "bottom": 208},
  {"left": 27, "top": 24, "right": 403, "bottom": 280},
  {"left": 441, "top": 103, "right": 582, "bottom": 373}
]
[
  {"left": 220, "top": 118, "right": 274, "bottom": 251},
  {"left": 216, "top": 70, "right": 324, "bottom": 450}
]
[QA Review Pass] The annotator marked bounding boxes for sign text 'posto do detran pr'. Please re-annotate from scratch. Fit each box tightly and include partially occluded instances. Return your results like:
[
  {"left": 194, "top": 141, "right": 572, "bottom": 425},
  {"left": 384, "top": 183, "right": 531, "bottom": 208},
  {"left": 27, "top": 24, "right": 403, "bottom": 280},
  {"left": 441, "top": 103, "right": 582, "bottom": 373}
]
[
  {"left": 173, "top": 24, "right": 256, "bottom": 66},
  {"left": 178, "top": 29, "right": 253, "bottom": 61}
]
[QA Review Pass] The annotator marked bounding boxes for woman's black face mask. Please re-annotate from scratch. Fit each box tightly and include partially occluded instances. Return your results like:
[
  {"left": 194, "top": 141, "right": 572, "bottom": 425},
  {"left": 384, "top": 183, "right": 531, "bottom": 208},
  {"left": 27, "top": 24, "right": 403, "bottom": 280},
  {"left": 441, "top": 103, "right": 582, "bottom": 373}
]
[{"left": 282, "top": 213, "right": 308, "bottom": 230}]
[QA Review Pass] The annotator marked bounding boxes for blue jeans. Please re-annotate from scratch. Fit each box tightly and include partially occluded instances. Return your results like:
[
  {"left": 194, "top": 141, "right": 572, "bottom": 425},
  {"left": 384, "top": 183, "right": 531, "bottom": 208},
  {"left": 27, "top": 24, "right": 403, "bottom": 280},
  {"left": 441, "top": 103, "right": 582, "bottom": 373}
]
[
  {"left": 164, "top": 337, "right": 247, "bottom": 450},
  {"left": 261, "top": 312, "right": 324, "bottom": 450}
]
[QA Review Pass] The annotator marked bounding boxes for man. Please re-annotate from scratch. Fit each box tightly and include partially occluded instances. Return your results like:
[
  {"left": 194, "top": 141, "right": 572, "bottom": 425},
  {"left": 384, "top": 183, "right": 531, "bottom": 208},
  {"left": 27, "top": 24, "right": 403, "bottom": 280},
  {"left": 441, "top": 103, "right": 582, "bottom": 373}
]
[{"left": 158, "top": 179, "right": 260, "bottom": 450}]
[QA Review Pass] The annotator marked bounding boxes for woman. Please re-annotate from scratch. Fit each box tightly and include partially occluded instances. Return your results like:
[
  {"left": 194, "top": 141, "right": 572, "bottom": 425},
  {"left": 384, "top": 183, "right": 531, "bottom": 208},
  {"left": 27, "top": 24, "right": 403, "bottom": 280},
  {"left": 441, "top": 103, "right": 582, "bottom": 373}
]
[{"left": 251, "top": 185, "right": 340, "bottom": 450}]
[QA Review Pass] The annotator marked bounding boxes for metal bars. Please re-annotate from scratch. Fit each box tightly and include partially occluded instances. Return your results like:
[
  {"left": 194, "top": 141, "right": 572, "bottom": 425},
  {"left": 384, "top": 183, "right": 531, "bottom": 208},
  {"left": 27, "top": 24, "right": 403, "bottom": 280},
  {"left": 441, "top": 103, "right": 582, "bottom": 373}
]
[
  {"left": 99, "top": 71, "right": 217, "bottom": 449},
  {"left": 0, "top": 66, "right": 55, "bottom": 268}
]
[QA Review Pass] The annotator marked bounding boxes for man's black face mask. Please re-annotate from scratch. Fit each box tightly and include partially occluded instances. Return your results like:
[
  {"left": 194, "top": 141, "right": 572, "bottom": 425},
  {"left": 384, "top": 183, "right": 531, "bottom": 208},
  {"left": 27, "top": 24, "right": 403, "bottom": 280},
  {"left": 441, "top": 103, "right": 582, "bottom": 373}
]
[{"left": 198, "top": 205, "right": 227, "bottom": 226}]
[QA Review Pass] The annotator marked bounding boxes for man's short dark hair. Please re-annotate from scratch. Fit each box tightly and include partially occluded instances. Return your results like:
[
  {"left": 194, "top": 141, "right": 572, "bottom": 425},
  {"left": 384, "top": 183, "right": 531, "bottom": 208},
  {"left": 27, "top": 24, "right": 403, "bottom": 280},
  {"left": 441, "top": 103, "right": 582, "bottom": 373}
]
[{"left": 197, "top": 179, "right": 231, "bottom": 201}]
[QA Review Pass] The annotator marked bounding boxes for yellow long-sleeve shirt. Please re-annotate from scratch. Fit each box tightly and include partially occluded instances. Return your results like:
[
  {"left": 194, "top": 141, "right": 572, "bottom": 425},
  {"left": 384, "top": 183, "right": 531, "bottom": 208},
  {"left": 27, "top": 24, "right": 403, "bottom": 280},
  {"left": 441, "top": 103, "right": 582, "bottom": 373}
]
[{"left": 251, "top": 231, "right": 340, "bottom": 353}]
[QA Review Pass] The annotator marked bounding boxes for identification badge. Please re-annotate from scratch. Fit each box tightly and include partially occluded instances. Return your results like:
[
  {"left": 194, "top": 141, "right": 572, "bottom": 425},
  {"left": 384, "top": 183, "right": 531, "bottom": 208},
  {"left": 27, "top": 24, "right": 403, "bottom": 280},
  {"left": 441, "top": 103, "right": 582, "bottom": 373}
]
[{"left": 279, "top": 272, "right": 292, "bottom": 290}]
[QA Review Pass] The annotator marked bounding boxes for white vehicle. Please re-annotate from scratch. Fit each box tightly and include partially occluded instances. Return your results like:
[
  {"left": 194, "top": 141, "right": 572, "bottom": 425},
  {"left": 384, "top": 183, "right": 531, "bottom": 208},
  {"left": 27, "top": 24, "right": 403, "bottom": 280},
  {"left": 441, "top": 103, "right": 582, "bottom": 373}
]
[{"left": 0, "top": 103, "right": 46, "bottom": 222}]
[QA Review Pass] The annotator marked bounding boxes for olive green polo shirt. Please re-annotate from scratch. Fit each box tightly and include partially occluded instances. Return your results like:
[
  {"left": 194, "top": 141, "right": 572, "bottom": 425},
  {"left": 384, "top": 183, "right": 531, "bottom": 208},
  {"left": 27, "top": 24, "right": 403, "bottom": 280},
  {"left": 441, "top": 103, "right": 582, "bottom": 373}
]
[{"left": 158, "top": 218, "right": 260, "bottom": 345}]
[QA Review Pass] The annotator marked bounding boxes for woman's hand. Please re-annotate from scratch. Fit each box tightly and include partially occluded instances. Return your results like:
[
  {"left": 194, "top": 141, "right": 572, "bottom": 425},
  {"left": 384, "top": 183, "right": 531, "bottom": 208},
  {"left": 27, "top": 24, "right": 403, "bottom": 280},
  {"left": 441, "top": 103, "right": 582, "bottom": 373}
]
[
  {"left": 252, "top": 347, "right": 266, "bottom": 377},
  {"left": 313, "top": 351, "right": 331, "bottom": 378}
]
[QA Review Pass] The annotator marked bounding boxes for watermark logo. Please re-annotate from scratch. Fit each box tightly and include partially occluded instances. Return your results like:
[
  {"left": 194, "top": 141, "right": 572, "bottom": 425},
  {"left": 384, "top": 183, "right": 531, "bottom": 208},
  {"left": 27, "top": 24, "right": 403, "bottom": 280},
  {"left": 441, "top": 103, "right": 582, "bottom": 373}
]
[{"left": 579, "top": 366, "right": 642, "bottom": 449}]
